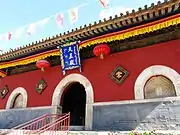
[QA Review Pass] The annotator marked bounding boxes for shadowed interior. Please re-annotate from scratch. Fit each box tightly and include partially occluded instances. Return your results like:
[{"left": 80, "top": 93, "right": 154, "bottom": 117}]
[{"left": 62, "top": 82, "right": 86, "bottom": 126}]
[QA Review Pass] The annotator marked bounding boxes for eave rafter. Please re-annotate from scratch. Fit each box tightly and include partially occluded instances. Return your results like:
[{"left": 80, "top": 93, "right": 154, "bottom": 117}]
[{"left": 0, "top": 0, "right": 179, "bottom": 61}]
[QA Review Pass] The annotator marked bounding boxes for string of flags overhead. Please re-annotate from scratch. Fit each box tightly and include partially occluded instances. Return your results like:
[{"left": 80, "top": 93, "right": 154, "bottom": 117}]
[
  {"left": 99, "top": 0, "right": 109, "bottom": 8},
  {"left": 0, "top": 0, "right": 110, "bottom": 42}
]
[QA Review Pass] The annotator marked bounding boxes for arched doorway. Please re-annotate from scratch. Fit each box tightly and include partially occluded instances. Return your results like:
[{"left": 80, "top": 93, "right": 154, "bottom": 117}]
[
  {"left": 11, "top": 93, "right": 24, "bottom": 109},
  {"left": 52, "top": 73, "right": 94, "bottom": 130},
  {"left": 61, "top": 82, "right": 86, "bottom": 126},
  {"left": 144, "top": 75, "right": 176, "bottom": 99}
]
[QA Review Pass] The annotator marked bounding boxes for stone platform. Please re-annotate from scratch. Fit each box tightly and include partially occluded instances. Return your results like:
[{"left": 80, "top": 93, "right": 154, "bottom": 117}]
[{"left": 1, "top": 97, "right": 180, "bottom": 131}]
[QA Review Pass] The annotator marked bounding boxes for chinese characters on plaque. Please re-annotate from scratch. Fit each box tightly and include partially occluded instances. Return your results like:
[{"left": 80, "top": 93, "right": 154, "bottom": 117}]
[
  {"left": 110, "top": 65, "right": 129, "bottom": 84},
  {"left": 60, "top": 41, "right": 81, "bottom": 75}
]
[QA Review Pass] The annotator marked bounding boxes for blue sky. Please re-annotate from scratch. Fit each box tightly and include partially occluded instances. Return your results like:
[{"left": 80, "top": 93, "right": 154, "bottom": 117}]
[{"left": 0, "top": 0, "right": 160, "bottom": 52}]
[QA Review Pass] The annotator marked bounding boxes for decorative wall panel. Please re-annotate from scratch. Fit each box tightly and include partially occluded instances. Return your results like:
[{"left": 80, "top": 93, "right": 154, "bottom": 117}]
[{"left": 110, "top": 65, "right": 128, "bottom": 84}]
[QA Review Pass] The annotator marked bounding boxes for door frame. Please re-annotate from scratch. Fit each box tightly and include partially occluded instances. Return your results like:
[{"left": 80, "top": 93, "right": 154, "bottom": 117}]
[{"left": 52, "top": 73, "right": 94, "bottom": 130}]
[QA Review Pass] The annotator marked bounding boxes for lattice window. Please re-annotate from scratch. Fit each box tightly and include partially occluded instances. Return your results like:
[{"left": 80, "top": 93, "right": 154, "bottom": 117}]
[
  {"left": 144, "top": 75, "right": 176, "bottom": 99},
  {"left": 11, "top": 94, "right": 24, "bottom": 109}
]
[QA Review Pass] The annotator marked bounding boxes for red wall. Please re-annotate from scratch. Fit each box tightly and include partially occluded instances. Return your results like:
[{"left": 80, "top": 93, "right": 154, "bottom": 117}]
[{"left": 0, "top": 39, "right": 180, "bottom": 109}]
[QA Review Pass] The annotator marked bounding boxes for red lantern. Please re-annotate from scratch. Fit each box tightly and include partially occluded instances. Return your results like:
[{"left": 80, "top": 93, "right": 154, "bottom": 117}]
[
  {"left": 36, "top": 60, "right": 50, "bottom": 72},
  {"left": 93, "top": 44, "right": 110, "bottom": 59}
]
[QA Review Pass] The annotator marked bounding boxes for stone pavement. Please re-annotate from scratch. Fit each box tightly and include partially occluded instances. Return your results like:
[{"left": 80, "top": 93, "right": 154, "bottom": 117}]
[{"left": 0, "top": 130, "right": 180, "bottom": 135}]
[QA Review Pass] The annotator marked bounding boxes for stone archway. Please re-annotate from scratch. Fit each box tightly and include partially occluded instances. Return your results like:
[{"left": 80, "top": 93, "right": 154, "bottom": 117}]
[
  {"left": 51, "top": 73, "right": 94, "bottom": 130},
  {"left": 134, "top": 65, "right": 180, "bottom": 100},
  {"left": 6, "top": 87, "right": 28, "bottom": 109},
  {"left": 61, "top": 82, "right": 86, "bottom": 126}
]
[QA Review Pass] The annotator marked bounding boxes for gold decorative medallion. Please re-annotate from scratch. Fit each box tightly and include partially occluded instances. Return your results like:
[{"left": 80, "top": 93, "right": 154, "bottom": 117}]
[
  {"left": 0, "top": 85, "right": 9, "bottom": 99},
  {"left": 35, "top": 79, "right": 47, "bottom": 94},
  {"left": 110, "top": 65, "right": 129, "bottom": 84}
]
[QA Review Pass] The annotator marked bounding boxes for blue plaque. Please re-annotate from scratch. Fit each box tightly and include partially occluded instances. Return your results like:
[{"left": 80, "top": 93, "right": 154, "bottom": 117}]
[{"left": 60, "top": 41, "right": 81, "bottom": 75}]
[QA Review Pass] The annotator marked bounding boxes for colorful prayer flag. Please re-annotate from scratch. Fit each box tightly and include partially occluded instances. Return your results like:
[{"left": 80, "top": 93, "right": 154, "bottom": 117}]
[
  {"left": 55, "top": 13, "right": 64, "bottom": 27},
  {"left": 68, "top": 8, "right": 78, "bottom": 24},
  {"left": 99, "top": 0, "right": 109, "bottom": 8},
  {"left": 7, "top": 32, "right": 11, "bottom": 40}
]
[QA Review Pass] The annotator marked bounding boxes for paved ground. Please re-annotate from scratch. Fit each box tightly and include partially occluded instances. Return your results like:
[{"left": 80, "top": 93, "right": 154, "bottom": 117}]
[{"left": 0, "top": 130, "right": 179, "bottom": 135}]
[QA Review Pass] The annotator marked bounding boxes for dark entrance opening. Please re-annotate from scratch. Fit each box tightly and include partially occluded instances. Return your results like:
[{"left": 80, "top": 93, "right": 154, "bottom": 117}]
[{"left": 62, "top": 82, "right": 86, "bottom": 126}]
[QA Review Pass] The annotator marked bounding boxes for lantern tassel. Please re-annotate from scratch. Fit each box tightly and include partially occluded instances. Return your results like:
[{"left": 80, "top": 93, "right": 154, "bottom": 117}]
[
  {"left": 100, "top": 53, "right": 104, "bottom": 59},
  {"left": 41, "top": 67, "right": 45, "bottom": 72}
]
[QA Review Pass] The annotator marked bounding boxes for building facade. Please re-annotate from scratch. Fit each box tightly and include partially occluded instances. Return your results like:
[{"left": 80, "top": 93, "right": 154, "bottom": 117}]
[{"left": 0, "top": 0, "right": 180, "bottom": 131}]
